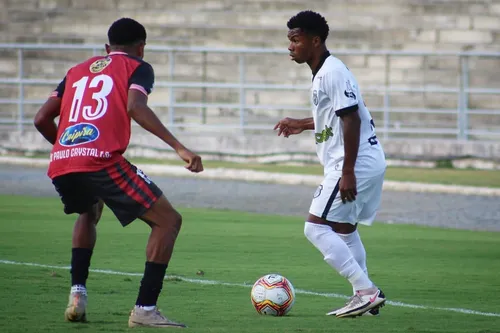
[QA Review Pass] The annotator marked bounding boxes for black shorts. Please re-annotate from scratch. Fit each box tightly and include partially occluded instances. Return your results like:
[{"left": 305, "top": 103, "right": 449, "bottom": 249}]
[{"left": 52, "top": 159, "right": 163, "bottom": 226}]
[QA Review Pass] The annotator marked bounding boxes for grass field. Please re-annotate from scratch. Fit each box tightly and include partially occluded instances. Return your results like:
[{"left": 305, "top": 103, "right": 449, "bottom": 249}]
[{"left": 1, "top": 195, "right": 499, "bottom": 333}]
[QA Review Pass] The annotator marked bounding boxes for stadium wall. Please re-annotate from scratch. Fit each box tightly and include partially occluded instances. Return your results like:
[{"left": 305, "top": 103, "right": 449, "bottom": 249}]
[
  {"left": 1, "top": 0, "right": 500, "bottom": 163},
  {"left": 3, "top": 130, "right": 500, "bottom": 167}
]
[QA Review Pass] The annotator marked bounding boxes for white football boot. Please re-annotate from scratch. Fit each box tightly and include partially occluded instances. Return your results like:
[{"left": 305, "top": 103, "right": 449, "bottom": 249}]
[
  {"left": 64, "top": 289, "right": 87, "bottom": 322},
  {"left": 128, "top": 306, "right": 186, "bottom": 328},
  {"left": 327, "top": 289, "right": 386, "bottom": 318}
]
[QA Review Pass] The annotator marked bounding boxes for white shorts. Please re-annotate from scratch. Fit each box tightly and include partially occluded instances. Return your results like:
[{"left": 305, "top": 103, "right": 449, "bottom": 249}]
[{"left": 308, "top": 171, "right": 385, "bottom": 226}]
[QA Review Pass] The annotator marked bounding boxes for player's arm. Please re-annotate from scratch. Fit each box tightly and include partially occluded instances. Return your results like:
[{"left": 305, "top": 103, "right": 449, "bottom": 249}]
[
  {"left": 339, "top": 107, "right": 360, "bottom": 175},
  {"left": 128, "top": 63, "right": 203, "bottom": 173},
  {"left": 274, "top": 117, "right": 314, "bottom": 137},
  {"left": 297, "top": 117, "right": 315, "bottom": 130},
  {"left": 326, "top": 70, "right": 361, "bottom": 203},
  {"left": 33, "top": 77, "right": 65, "bottom": 144}
]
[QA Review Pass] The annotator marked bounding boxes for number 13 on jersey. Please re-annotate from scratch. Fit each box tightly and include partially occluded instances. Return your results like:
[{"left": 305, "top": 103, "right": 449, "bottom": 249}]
[{"left": 69, "top": 74, "right": 114, "bottom": 123}]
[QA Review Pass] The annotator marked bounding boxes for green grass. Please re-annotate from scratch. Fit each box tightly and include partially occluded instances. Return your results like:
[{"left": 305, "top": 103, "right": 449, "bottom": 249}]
[{"left": 0, "top": 195, "right": 499, "bottom": 333}]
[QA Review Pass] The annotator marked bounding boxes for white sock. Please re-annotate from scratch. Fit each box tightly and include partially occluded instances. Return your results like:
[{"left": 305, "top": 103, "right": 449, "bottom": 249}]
[
  {"left": 71, "top": 284, "right": 87, "bottom": 295},
  {"left": 337, "top": 230, "right": 368, "bottom": 294},
  {"left": 135, "top": 305, "right": 156, "bottom": 311},
  {"left": 304, "top": 222, "right": 373, "bottom": 291}
]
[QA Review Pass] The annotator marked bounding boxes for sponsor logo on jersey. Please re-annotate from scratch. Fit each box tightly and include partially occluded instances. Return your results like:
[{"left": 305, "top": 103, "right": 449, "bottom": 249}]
[
  {"left": 344, "top": 80, "right": 356, "bottom": 99},
  {"left": 312, "top": 90, "right": 318, "bottom": 105},
  {"left": 315, "top": 125, "right": 333, "bottom": 144},
  {"left": 59, "top": 123, "right": 100, "bottom": 147},
  {"left": 89, "top": 57, "right": 112, "bottom": 73}
]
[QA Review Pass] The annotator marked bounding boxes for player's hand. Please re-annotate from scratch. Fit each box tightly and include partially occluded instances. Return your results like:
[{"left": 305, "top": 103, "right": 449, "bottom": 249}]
[
  {"left": 274, "top": 117, "right": 304, "bottom": 138},
  {"left": 177, "top": 148, "right": 204, "bottom": 173},
  {"left": 339, "top": 172, "right": 357, "bottom": 204}
]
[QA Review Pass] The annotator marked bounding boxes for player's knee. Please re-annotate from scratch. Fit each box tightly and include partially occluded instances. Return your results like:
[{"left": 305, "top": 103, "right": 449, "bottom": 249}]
[
  {"left": 80, "top": 202, "right": 103, "bottom": 225},
  {"left": 158, "top": 209, "right": 182, "bottom": 233},
  {"left": 304, "top": 222, "right": 337, "bottom": 259},
  {"left": 304, "top": 222, "right": 328, "bottom": 243},
  {"left": 304, "top": 222, "right": 315, "bottom": 241}
]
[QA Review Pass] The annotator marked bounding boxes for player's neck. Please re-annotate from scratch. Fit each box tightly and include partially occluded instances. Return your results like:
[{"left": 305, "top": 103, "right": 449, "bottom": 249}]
[
  {"left": 308, "top": 47, "right": 330, "bottom": 76},
  {"left": 109, "top": 47, "right": 138, "bottom": 57}
]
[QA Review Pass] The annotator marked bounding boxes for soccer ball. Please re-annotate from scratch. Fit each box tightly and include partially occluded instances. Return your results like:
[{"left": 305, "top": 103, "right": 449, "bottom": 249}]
[{"left": 250, "top": 273, "right": 296, "bottom": 316}]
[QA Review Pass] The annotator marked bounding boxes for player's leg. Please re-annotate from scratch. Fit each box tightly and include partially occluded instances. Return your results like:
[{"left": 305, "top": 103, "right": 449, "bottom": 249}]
[
  {"left": 349, "top": 171, "right": 386, "bottom": 316},
  {"left": 303, "top": 215, "right": 375, "bottom": 300},
  {"left": 92, "top": 160, "right": 186, "bottom": 328},
  {"left": 128, "top": 195, "right": 186, "bottom": 328},
  {"left": 70, "top": 200, "right": 104, "bottom": 290},
  {"left": 337, "top": 171, "right": 385, "bottom": 288},
  {"left": 52, "top": 174, "right": 103, "bottom": 322},
  {"left": 334, "top": 223, "right": 368, "bottom": 292},
  {"left": 332, "top": 172, "right": 386, "bottom": 317},
  {"left": 306, "top": 176, "right": 385, "bottom": 317},
  {"left": 333, "top": 222, "right": 382, "bottom": 316}
]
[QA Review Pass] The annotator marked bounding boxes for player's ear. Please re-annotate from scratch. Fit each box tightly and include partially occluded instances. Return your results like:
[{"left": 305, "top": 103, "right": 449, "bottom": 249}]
[
  {"left": 312, "top": 36, "right": 321, "bottom": 47},
  {"left": 138, "top": 42, "right": 145, "bottom": 59},
  {"left": 105, "top": 44, "right": 111, "bottom": 54},
  {"left": 137, "top": 43, "right": 145, "bottom": 59}
]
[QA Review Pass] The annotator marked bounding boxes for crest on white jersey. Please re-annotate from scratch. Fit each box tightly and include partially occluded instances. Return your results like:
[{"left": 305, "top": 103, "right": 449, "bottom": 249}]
[
  {"left": 344, "top": 80, "right": 356, "bottom": 99},
  {"left": 313, "top": 90, "right": 318, "bottom": 105}
]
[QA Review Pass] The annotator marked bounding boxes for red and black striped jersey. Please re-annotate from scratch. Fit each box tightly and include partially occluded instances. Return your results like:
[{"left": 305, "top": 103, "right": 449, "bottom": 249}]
[{"left": 47, "top": 51, "right": 154, "bottom": 179}]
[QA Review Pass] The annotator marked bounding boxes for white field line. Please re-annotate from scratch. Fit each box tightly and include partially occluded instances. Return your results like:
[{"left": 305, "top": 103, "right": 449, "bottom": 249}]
[{"left": 1, "top": 259, "right": 499, "bottom": 318}]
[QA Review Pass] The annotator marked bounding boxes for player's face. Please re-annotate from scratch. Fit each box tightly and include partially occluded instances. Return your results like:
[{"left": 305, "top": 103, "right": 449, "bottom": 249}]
[{"left": 287, "top": 28, "right": 313, "bottom": 64}]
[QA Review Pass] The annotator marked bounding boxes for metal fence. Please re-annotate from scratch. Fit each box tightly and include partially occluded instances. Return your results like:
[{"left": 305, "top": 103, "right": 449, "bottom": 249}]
[{"left": 1, "top": 43, "right": 500, "bottom": 140}]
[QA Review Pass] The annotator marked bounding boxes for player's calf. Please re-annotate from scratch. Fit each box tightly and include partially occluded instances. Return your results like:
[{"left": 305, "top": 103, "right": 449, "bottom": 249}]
[
  {"left": 141, "top": 195, "right": 183, "bottom": 264},
  {"left": 130, "top": 195, "right": 185, "bottom": 327}
]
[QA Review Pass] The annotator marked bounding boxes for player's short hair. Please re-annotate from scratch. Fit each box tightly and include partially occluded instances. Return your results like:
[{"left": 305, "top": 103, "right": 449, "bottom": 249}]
[
  {"left": 107, "top": 18, "right": 147, "bottom": 46},
  {"left": 287, "top": 11, "right": 329, "bottom": 43}
]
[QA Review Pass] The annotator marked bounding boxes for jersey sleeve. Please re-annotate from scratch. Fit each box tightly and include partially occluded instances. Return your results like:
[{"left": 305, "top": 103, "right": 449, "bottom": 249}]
[
  {"left": 323, "top": 70, "right": 359, "bottom": 117},
  {"left": 129, "top": 62, "right": 155, "bottom": 96},
  {"left": 49, "top": 76, "right": 66, "bottom": 98}
]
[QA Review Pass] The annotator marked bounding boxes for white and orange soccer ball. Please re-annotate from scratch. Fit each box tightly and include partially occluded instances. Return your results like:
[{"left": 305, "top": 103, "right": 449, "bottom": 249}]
[{"left": 250, "top": 274, "right": 296, "bottom": 316}]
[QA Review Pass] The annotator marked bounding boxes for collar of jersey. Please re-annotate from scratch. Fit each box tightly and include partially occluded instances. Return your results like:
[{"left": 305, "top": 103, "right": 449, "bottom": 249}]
[
  {"left": 312, "top": 50, "right": 331, "bottom": 81},
  {"left": 108, "top": 51, "right": 127, "bottom": 55}
]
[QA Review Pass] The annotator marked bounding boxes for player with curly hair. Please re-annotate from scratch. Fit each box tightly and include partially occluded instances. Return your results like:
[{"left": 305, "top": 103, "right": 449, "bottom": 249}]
[{"left": 274, "top": 10, "right": 387, "bottom": 318}]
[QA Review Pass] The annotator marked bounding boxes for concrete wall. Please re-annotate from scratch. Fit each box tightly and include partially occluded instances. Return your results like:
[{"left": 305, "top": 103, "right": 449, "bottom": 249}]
[
  {"left": 3, "top": 128, "right": 500, "bottom": 163},
  {"left": 1, "top": 0, "right": 500, "bottom": 158}
]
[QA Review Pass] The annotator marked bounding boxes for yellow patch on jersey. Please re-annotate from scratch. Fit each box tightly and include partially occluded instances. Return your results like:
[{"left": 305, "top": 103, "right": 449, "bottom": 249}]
[{"left": 89, "top": 57, "right": 112, "bottom": 73}]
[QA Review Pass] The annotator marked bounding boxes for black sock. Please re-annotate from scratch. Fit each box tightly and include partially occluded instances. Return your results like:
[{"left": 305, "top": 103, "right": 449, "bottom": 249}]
[
  {"left": 71, "top": 248, "right": 93, "bottom": 287},
  {"left": 135, "top": 262, "right": 168, "bottom": 307}
]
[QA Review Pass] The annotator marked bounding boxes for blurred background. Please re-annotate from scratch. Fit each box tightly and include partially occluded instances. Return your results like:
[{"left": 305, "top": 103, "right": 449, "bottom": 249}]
[{"left": 1, "top": 0, "right": 500, "bottom": 166}]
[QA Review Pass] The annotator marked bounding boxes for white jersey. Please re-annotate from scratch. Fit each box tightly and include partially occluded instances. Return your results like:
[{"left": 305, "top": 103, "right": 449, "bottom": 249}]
[{"left": 311, "top": 54, "right": 386, "bottom": 177}]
